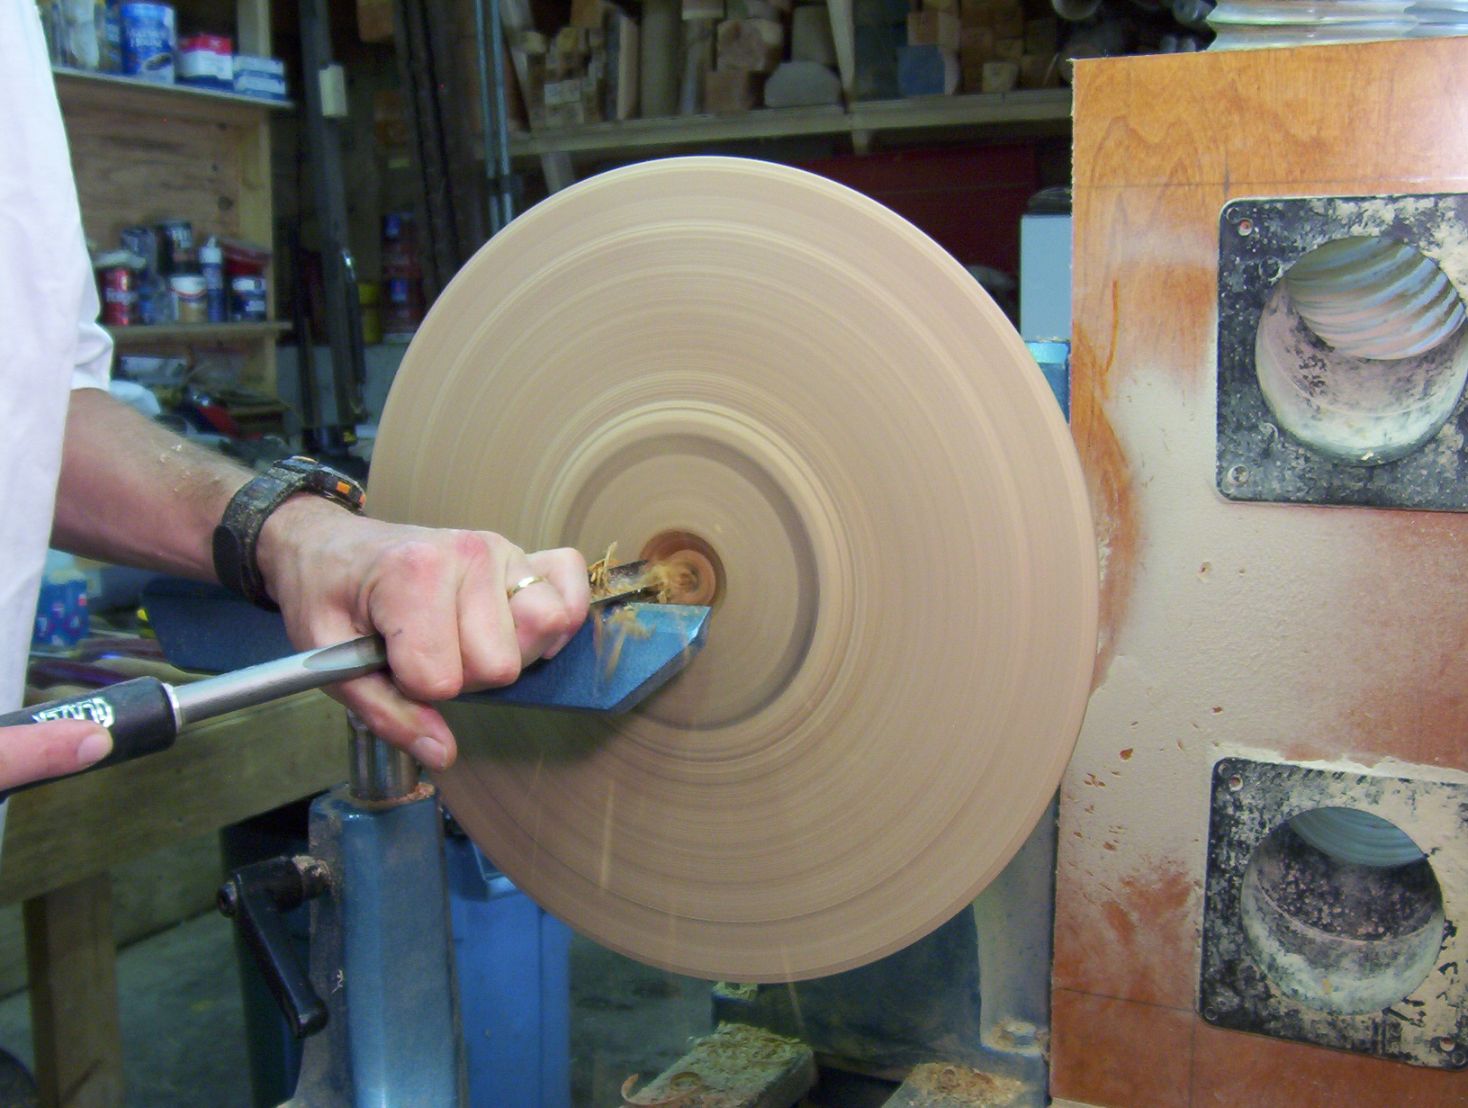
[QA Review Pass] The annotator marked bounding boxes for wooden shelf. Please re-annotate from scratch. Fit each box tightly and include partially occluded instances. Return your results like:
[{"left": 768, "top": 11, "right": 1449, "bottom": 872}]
[
  {"left": 507, "top": 89, "right": 1073, "bottom": 161},
  {"left": 106, "top": 321, "right": 291, "bottom": 346},
  {"left": 53, "top": 67, "right": 293, "bottom": 124}
]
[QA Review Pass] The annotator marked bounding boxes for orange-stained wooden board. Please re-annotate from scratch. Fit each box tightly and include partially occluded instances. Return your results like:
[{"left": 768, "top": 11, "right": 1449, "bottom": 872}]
[{"left": 1059, "top": 38, "right": 1468, "bottom": 1106}]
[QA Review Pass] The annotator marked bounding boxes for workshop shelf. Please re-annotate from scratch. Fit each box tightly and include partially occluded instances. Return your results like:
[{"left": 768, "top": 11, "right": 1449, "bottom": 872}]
[
  {"left": 506, "top": 88, "right": 1073, "bottom": 162},
  {"left": 104, "top": 321, "right": 292, "bottom": 346},
  {"left": 52, "top": 66, "right": 294, "bottom": 124}
]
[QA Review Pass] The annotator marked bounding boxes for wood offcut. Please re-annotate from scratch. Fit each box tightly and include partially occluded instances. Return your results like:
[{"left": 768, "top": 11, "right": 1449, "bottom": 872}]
[{"left": 620, "top": 1023, "right": 815, "bottom": 1108}]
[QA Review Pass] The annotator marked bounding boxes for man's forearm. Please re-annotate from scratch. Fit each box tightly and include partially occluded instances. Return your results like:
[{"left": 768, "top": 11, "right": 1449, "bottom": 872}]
[{"left": 52, "top": 389, "right": 252, "bottom": 578}]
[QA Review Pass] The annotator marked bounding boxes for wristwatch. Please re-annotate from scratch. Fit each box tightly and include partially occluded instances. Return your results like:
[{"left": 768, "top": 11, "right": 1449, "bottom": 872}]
[{"left": 212, "top": 456, "right": 366, "bottom": 610}]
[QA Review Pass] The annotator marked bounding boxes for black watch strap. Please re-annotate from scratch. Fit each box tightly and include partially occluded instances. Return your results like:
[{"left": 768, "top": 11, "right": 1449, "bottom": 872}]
[{"left": 212, "top": 456, "right": 366, "bottom": 610}]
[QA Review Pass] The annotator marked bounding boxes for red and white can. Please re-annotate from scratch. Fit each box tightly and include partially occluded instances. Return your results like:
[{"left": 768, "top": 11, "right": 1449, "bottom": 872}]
[{"left": 97, "top": 258, "right": 138, "bottom": 327}]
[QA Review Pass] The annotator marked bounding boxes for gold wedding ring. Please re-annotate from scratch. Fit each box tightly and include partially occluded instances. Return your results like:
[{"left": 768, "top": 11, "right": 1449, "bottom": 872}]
[{"left": 506, "top": 575, "right": 547, "bottom": 599}]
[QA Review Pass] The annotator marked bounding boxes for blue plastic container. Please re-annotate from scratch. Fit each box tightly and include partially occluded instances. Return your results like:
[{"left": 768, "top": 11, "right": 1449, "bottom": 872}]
[
  {"left": 445, "top": 836, "right": 572, "bottom": 1108},
  {"left": 33, "top": 552, "right": 89, "bottom": 648}
]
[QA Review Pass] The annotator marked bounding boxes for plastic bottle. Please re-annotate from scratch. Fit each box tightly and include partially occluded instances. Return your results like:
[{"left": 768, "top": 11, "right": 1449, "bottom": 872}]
[
  {"left": 33, "top": 551, "right": 90, "bottom": 649},
  {"left": 200, "top": 236, "right": 225, "bottom": 323}
]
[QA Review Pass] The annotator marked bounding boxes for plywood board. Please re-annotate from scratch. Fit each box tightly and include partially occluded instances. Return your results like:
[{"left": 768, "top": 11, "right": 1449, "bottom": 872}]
[{"left": 1057, "top": 38, "right": 1468, "bottom": 1105}]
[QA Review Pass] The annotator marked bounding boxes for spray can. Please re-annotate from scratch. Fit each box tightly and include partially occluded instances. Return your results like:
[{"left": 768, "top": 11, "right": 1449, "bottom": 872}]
[{"left": 200, "top": 237, "right": 225, "bottom": 323}]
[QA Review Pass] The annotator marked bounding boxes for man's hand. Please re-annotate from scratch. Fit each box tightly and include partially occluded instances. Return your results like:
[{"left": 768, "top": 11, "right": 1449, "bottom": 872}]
[
  {"left": 53, "top": 393, "right": 588, "bottom": 775},
  {"left": 0, "top": 720, "right": 112, "bottom": 793},
  {"left": 256, "top": 497, "right": 590, "bottom": 770}
]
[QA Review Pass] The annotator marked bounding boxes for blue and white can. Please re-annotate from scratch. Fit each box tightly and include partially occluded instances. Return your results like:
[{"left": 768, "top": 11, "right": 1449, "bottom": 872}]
[
  {"left": 120, "top": 3, "right": 175, "bottom": 84},
  {"left": 230, "top": 275, "right": 268, "bottom": 322}
]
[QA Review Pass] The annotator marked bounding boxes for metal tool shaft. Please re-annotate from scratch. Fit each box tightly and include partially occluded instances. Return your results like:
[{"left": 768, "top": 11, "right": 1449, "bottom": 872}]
[{"left": 174, "top": 636, "right": 387, "bottom": 727}]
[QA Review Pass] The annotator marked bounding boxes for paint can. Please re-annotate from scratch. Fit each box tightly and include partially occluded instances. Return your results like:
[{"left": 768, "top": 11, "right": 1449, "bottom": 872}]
[
  {"left": 230, "top": 275, "right": 268, "bottom": 322},
  {"left": 120, "top": 2, "right": 175, "bottom": 84},
  {"left": 95, "top": 251, "right": 140, "bottom": 327},
  {"left": 177, "top": 33, "right": 232, "bottom": 91},
  {"left": 170, "top": 273, "right": 207, "bottom": 323}
]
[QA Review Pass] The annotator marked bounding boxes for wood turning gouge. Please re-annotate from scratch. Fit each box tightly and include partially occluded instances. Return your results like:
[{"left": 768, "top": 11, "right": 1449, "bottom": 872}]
[{"left": 0, "top": 562, "right": 708, "bottom": 798}]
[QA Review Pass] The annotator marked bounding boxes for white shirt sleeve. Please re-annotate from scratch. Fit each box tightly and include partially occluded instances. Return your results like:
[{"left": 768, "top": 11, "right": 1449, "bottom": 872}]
[{"left": 72, "top": 243, "right": 113, "bottom": 392}]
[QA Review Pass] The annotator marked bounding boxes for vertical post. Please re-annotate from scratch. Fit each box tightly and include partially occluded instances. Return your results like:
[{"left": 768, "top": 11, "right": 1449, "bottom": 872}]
[
  {"left": 299, "top": 0, "right": 367, "bottom": 433},
  {"left": 488, "top": 0, "right": 515, "bottom": 227},
  {"left": 347, "top": 713, "right": 419, "bottom": 802},
  {"left": 472, "top": 0, "right": 502, "bottom": 235},
  {"left": 25, "top": 874, "right": 124, "bottom": 1108},
  {"left": 827, "top": 0, "right": 857, "bottom": 99},
  {"left": 235, "top": 0, "right": 271, "bottom": 56},
  {"left": 237, "top": 0, "right": 278, "bottom": 393}
]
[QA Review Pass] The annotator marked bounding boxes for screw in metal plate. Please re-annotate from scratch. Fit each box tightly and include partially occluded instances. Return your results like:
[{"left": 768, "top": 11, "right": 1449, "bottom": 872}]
[
  {"left": 1227, "top": 464, "right": 1250, "bottom": 486},
  {"left": 1202, "top": 1006, "right": 1219, "bottom": 1022},
  {"left": 1237, "top": 218, "right": 1254, "bottom": 237},
  {"left": 1227, "top": 774, "right": 1244, "bottom": 792}
]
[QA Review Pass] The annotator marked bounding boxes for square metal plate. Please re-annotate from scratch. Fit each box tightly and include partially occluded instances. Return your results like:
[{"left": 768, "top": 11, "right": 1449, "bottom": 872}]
[
  {"left": 1201, "top": 757, "right": 1468, "bottom": 1069},
  {"left": 1216, "top": 193, "right": 1468, "bottom": 511}
]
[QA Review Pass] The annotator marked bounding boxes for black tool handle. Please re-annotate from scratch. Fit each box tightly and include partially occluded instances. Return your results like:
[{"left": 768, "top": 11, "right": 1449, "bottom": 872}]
[{"left": 0, "top": 677, "right": 180, "bottom": 799}]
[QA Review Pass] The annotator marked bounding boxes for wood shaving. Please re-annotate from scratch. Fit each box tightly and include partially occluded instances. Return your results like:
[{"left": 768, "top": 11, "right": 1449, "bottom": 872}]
[{"left": 588, "top": 542, "right": 618, "bottom": 596}]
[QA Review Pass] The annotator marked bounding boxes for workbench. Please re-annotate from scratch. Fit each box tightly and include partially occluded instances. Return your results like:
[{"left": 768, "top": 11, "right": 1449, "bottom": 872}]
[{"left": 0, "top": 688, "right": 348, "bottom": 1107}]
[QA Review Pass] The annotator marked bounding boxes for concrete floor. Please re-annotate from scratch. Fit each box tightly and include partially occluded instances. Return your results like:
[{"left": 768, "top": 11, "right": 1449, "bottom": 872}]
[
  {"left": 0, "top": 910, "right": 713, "bottom": 1107},
  {"left": 0, "top": 912, "right": 252, "bottom": 1106}
]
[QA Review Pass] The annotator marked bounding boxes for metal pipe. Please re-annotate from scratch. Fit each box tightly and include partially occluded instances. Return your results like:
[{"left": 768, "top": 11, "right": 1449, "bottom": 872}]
[
  {"left": 489, "top": 0, "right": 514, "bottom": 229},
  {"left": 348, "top": 714, "right": 420, "bottom": 801},
  {"left": 474, "top": 0, "right": 515, "bottom": 233},
  {"left": 472, "top": 0, "right": 500, "bottom": 234}
]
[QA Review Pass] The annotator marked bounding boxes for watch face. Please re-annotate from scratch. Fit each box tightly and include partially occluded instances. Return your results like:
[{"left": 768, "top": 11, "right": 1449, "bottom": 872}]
[{"left": 297, "top": 462, "right": 365, "bottom": 512}]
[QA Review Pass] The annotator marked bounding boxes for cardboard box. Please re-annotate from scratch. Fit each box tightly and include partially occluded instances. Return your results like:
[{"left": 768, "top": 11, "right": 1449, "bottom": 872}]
[
  {"left": 959, "top": 25, "right": 995, "bottom": 66},
  {"left": 791, "top": 4, "right": 837, "bottom": 66},
  {"left": 993, "top": 37, "right": 1023, "bottom": 62},
  {"left": 980, "top": 58, "right": 1017, "bottom": 92},
  {"left": 717, "top": 18, "right": 785, "bottom": 72},
  {"left": 233, "top": 55, "right": 287, "bottom": 100},
  {"left": 571, "top": 0, "right": 605, "bottom": 28},
  {"left": 704, "top": 67, "right": 765, "bottom": 112},
  {"left": 907, "top": 10, "right": 959, "bottom": 49},
  {"left": 543, "top": 76, "right": 585, "bottom": 126},
  {"left": 604, "top": 7, "right": 640, "bottom": 119},
  {"left": 959, "top": 0, "right": 1021, "bottom": 32},
  {"left": 357, "top": 0, "right": 393, "bottom": 43}
]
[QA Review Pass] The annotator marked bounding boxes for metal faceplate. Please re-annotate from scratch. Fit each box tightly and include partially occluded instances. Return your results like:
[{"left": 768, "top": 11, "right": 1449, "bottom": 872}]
[
  {"left": 1217, "top": 193, "right": 1468, "bottom": 511},
  {"left": 1200, "top": 757, "right": 1468, "bottom": 1069}
]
